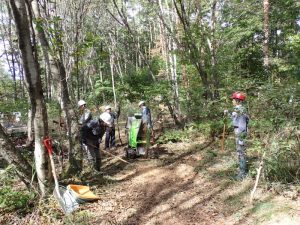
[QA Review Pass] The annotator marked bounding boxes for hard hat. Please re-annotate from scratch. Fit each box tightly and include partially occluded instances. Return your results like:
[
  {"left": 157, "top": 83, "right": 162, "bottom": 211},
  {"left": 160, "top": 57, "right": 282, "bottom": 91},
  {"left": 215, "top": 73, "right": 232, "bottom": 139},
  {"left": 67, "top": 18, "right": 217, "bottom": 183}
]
[
  {"left": 105, "top": 105, "right": 111, "bottom": 111},
  {"left": 100, "top": 112, "right": 112, "bottom": 123},
  {"left": 78, "top": 100, "right": 86, "bottom": 107},
  {"left": 231, "top": 92, "right": 246, "bottom": 101},
  {"left": 138, "top": 101, "right": 145, "bottom": 107}
]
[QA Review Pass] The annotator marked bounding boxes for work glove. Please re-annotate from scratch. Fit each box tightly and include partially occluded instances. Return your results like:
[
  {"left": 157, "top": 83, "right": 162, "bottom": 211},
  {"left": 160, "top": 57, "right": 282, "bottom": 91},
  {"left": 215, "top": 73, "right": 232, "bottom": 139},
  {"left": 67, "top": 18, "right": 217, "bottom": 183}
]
[
  {"left": 81, "top": 138, "right": 87, "bottom": 145},
  {"left": 82, "top": 143, "right": 88, "bottom": 152}
]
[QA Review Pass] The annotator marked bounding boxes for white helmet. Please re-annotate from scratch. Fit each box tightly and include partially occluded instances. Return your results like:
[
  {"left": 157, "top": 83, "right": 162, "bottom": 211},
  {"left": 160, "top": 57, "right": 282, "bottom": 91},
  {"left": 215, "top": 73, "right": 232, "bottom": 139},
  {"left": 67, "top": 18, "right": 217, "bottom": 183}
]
[
  {"left": 78, "top": 100, "right": 86, "bottom": 108},
  {"left": 138, "top": 101, "right": 145, "bottom": 107},
  {"left": 105, "top": 105, "right": 111, "bottom": 111},
  {"left": 100, "top": 112, "right": 112, "bottom": 124}
]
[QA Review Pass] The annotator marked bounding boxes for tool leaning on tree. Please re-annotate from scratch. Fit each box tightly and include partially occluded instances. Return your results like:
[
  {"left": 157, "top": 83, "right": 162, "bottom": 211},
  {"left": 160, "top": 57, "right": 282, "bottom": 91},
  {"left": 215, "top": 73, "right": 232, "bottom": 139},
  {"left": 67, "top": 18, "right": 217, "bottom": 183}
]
[
  {"left": 43, "top": 137, "right": 101, "bottom": 214},
  {"left": 43, "top": 137, "right": 79, "bottom": 214}
]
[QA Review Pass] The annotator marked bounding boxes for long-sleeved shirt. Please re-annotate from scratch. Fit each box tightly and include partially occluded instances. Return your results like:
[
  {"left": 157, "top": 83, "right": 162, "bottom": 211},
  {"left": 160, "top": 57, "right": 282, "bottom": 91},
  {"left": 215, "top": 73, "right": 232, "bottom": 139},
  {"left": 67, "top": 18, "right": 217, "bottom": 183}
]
[
  {"left": 79, "top": 109, "right": 92, "bottom": 125},
  {"left": 230, "top": 104, "right": 249, "bottom": 133},
  {"left": 141, "top": 106, "right": 152, "bottom": 128}
]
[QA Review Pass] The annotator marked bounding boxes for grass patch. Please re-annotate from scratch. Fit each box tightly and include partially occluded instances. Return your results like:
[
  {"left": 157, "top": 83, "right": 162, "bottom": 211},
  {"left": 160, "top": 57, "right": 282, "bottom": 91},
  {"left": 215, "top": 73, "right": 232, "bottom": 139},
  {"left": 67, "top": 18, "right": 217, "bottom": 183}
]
[
  {"left": 194, "top": 149, "right": 218, "bottom": 172},
  {"left": 63, "top": 210, "right": 94, "bottom": 225},
  {"left": 210, "top": 163, "right": 237, "bottom": 179},
  {"left": 0, "top": 166, "right": 35, "bottom": 214}
]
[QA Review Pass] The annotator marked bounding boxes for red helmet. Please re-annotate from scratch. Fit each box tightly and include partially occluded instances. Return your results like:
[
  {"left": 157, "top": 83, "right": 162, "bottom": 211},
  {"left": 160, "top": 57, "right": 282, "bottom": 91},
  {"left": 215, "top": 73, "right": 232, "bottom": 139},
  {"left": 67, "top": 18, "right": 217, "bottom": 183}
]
[{"left": 231, "top": 92, "right": 246, "bottom": 101}]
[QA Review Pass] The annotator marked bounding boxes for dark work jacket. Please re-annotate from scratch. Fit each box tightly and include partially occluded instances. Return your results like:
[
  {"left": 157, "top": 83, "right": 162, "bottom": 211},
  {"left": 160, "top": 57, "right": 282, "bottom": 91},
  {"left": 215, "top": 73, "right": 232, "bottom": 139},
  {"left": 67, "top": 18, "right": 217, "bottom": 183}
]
[{"left": 81, "top": 119, "right": 103, "bottom": 144}]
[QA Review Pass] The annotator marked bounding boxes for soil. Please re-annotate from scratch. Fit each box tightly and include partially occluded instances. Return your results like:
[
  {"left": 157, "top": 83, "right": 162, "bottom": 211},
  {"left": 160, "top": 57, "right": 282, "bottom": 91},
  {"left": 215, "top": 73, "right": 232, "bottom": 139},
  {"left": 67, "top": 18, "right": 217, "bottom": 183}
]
[{"left": 1, "top": 133, "right": 299, "bottom": 225}]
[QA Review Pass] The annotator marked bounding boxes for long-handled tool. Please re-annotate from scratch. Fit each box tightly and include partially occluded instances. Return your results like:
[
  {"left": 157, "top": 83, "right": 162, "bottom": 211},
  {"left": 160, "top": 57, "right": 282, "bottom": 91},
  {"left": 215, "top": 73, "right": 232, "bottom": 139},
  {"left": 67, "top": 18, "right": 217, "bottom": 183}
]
[
  {"left": 86, "top": 142, "right": 130, "bottom": 164},
  {"left": 43, "top": 138, "right": 79, "bottom": 214},
  {"left": 101, "top": 147, "right": 129, "bottom": 164}
]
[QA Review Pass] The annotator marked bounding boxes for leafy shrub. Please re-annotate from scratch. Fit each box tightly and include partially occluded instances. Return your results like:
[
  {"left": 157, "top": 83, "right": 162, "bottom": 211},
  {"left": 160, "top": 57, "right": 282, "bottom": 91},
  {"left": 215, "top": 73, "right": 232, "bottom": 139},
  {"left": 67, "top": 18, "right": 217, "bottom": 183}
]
[
  {"left": 0, "top": 187, "right": 35, "bottom": 213},
  {"left": 157, "top": 129, "right": 190, "bottom": 144},
  {"left": 188, "top": 119, "right": 230, "bottom": 138},
  {"left": 0, "top": 167, "right": 35, "bottom": 214},
  {"left": 263, "top": 127, "right": 300, "bottom": 183}
]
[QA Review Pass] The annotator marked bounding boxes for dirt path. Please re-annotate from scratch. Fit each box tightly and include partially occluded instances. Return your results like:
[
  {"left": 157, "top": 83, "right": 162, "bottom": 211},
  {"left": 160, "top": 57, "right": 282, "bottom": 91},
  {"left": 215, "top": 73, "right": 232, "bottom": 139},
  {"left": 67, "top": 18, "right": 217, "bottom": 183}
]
[
  {"left": 68, "top": 137, "right": 300, "bottom": 225},
  {"left": 2, "top": 135, "right": 299, "bottom": 225}
]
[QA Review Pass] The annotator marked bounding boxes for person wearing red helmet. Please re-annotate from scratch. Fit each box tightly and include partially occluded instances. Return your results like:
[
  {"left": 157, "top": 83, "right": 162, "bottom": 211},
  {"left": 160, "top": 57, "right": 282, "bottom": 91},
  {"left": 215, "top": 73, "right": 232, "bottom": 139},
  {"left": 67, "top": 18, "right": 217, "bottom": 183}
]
[{"left": 224, "top": 92, "right": 249, "bottom": 180}]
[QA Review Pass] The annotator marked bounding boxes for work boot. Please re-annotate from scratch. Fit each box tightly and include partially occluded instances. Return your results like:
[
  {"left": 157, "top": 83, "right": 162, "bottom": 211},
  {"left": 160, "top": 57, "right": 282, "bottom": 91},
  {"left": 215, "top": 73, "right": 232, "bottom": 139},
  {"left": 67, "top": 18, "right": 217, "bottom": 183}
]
[{"left": 235, "top": 172, "right": 247, "bottom": 181}]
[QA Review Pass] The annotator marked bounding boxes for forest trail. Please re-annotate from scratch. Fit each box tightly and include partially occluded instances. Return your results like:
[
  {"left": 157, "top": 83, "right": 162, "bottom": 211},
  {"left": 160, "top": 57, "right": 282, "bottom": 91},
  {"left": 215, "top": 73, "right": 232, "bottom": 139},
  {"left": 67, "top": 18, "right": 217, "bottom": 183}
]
[{"left": 65, "top": 135, "right": 300, "bottom": 225}]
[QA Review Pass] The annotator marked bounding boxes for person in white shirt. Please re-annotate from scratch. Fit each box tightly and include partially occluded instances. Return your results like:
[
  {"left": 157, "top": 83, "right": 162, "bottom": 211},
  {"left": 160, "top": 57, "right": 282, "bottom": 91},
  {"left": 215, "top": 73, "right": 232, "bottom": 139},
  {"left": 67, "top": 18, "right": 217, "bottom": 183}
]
[{"left": 100, "top": 105, "right": 116, "bottom": 150}]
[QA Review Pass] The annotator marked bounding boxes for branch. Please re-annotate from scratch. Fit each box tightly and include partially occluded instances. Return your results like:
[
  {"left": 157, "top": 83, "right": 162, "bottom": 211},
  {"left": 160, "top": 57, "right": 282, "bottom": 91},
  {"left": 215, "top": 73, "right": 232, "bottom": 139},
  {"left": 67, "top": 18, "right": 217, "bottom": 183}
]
[{"left": 250, "top": 152, "right": 266, "bottom": 204}]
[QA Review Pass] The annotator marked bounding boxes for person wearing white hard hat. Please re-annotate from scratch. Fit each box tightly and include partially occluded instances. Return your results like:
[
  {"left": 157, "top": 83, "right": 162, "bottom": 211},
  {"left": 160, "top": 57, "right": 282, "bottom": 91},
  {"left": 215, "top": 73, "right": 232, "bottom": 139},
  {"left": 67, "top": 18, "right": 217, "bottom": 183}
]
[
  {"left": 138, "top": 101, "right": 152, "bottom": 128},
  {"left": 100, "top": 105, "right": 117, "bottom": 150},
  {"left": 138, "top": 100, "right": 153, "bottom": 150},
  {"left": 78, "top": 100, "right": 92, "bottom": 125},
  {"left": 78, "top": 100, "right": 102, "bottom": 171}
]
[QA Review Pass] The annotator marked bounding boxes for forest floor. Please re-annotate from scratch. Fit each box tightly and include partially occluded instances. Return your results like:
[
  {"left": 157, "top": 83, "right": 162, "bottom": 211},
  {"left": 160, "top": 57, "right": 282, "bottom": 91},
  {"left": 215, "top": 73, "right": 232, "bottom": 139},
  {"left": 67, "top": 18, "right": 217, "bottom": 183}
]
[{"left": 1, "top": 132, "right": 300, "bottom": 225}]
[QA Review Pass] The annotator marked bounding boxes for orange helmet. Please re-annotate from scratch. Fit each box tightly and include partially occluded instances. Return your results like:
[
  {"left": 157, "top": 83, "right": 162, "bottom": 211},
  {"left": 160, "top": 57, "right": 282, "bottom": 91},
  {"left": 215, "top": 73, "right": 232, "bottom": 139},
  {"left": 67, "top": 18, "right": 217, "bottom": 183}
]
[{"left": 231, "top": 92, "right": 246, "bottom": 101}]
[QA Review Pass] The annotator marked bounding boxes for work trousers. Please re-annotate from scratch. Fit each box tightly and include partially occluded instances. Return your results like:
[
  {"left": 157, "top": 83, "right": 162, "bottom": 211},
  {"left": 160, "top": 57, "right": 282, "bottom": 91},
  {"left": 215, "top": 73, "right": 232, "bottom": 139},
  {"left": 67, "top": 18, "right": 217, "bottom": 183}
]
[
  {"left": 234, "top": 128, "right": 247, "bottom": 177},
  {"left": 105, "top": 127, "right": 115, "bottom": 149},
  {"left": 83, "top": 139, "right": 101, "bottom": 171}
]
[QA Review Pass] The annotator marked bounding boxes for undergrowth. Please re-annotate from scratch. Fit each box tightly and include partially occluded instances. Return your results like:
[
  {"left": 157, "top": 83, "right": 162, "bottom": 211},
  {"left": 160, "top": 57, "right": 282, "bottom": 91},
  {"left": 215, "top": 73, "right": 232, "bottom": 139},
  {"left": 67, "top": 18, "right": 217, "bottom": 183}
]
[{"left": 0, "top": 166, "right": 35, "bottom": 214}]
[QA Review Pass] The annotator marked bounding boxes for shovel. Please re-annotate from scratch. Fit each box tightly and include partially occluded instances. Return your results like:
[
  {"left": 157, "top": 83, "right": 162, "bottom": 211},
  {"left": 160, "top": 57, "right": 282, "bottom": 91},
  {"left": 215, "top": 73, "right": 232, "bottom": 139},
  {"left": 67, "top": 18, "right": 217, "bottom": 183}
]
[{"left": 43, "top": 137, "right": 79, "bottom": 214}]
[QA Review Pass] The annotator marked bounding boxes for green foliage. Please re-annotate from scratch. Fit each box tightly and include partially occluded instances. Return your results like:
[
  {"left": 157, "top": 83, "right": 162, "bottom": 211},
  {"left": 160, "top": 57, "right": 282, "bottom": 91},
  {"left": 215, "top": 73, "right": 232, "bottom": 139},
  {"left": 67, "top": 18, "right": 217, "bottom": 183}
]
[
  {"left": 188, "top": 119, "right": 229, "bottom": 138},
  {"left": 0, "top": 99, "right": 28, "bottom": 114},
  {"left": 0, "top": 187, "right": 34, "bottom": 213},
  {"left": 262, "top": 128, "right": 300, "bottom": 183},
  {"left": 245, "top": 79, "right": 300, "bottom": 183},
  {"left": 46, "top": 101, "right": 61, "bottom": 121},
  {"left": 194, "top": 149, "right": 218, "bottom": 173},
  {"left": 157, "top": 129, "right": 189, "bottom": 144},
  {"left": 0, "top": 167, "right": 35, "bottom": 214},
  {"left": 285, "top": 34, "right": 300, "bottom": 77}
]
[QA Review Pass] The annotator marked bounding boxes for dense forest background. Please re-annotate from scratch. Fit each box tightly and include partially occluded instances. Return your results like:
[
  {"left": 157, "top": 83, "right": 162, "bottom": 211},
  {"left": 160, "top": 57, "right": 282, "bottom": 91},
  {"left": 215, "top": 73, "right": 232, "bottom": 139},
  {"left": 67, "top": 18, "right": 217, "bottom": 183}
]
[{"left": 0, "top": 0, "right": 299, "bottom": 223}]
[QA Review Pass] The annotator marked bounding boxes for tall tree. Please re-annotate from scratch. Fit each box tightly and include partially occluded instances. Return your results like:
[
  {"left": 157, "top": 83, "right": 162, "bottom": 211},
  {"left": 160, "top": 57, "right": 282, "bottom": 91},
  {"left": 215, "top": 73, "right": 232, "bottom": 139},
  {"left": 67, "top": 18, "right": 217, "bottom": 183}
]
[
  {"left": 8, "top": 0, "right": 50, "bottom": 195},
  {"left": 31, "top": 0, "right": 82, "bottom": 175},
  {"left": 263, "top": 0, "right": 270, "bottom": 76}
]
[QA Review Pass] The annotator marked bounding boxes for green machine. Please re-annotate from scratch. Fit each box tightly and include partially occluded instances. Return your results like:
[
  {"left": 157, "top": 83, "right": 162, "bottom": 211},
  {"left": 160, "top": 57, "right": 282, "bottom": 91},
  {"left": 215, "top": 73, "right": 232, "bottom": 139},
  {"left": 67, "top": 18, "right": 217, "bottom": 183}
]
[{"left": 125, "top": 113, "right": 150, "bottom": 158}]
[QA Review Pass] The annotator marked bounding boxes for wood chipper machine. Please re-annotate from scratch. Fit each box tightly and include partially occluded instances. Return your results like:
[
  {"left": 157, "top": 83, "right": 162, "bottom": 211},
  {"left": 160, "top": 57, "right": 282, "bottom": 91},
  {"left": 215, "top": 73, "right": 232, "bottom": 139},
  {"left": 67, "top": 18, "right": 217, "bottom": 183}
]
[{"left": 125, "top": 113, "right": 151, "bottom": 158}]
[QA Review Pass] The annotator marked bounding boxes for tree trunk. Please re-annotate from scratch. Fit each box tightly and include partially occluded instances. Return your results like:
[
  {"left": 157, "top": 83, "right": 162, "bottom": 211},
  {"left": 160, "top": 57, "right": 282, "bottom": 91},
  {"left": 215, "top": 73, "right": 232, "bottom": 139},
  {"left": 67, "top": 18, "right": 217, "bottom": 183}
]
[
  {"left": 263, "top": 0, "right": 270, "bottom": 76},
  {"left": 210, "top": 0, "right": 219, "bottom": 99},
  {"left": 31, "top": 0, "right": 82, "bottom": 176},
  {"left": 109, "top": 47, "right": 118, "bottom": 109},
  {"left": 169, "top": 2, "right": 181, "bottom": 115},
  {"left": 9, "top": 0, "right": 50, "bottom": 196}
]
